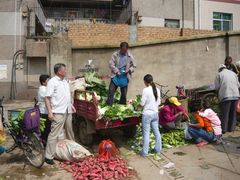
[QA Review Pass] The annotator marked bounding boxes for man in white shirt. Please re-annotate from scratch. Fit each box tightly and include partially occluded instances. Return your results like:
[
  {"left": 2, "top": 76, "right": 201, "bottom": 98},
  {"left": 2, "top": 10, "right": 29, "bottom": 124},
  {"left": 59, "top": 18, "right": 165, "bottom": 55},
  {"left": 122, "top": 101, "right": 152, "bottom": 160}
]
[{"left": 45, "top": 63, "right": 75, "bottom": 165}]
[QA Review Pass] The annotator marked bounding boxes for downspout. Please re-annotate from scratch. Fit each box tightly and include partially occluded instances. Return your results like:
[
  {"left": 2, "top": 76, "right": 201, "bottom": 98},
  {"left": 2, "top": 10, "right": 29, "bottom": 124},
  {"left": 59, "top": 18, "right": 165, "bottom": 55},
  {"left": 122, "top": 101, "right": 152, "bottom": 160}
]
[
  {"left": 181, "top": 0, "right": 185, "bottom": 36},
  {"left": 182, "top": 0, "right": 185, "bottom": 29},
  {"left": 48, "top": 39, "right": 52, "bottom": 76},
  {"left": 198, "top": 0, "right": 201, "bottom": 29},
  {"left": 193, "top": 0, "right": 195, "bottom": 29},
  {"left": 225, "top": 32, "right": 229, "bottom": 57},
  {"left": 14, "top": 0, "right": 17, "bottom": 54}
]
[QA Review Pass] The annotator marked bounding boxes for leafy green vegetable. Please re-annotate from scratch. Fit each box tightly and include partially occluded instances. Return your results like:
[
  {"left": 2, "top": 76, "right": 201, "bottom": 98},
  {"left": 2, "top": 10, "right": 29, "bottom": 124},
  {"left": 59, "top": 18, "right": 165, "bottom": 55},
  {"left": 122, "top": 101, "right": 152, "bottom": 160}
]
[
  {"left": 127, "top": 125, "right": 189, "bottom": 152},
  {"left": 76, "top": 72, "right": 143, "bottom": 121},
  {"left": 40, "top": 118, "right": 46, "bottom": 132},
  {"left": 9, "top": 110, "right": 46, "bottom": 133},
  {"left": 84, "top": 71, "right": 106, "bottom": 87},
  {"left": 98, "top": 103, "right": 141, "bottom": 121}
]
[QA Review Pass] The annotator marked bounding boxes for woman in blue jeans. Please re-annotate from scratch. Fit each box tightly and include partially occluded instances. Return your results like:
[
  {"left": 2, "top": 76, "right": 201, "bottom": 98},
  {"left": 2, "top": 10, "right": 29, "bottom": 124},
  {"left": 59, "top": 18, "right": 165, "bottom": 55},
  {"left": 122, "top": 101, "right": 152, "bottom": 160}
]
[{"left": 140, "top": 74, "right": 162, "bottom": 157}]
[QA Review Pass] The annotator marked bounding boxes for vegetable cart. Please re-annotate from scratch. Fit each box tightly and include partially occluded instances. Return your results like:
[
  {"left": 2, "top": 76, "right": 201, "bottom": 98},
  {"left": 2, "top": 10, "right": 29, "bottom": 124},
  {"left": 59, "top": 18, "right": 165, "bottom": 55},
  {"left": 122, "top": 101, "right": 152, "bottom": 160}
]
[
  {"left": 73, "top": 90, "right": 141, "bottom": 146},
  {"left": 185, "top": 87, "right": 219, "bottom": 112}
]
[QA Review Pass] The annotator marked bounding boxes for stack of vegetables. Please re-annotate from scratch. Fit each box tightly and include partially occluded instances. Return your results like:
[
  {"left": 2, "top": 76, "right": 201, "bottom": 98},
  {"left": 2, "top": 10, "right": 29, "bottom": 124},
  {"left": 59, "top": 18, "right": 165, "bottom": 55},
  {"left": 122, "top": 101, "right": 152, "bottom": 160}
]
[
  {"left": 8, "top": 109, "right": 46, "bottom": 133},
  {"left": 77, "top": 72, "right": 142, "bottom": 121},
  {"left": 127, "top": 125, "right": 189, "bottom": 152},
  {"left": 60, "top": 156, "right": 134, "bottom": 180}
]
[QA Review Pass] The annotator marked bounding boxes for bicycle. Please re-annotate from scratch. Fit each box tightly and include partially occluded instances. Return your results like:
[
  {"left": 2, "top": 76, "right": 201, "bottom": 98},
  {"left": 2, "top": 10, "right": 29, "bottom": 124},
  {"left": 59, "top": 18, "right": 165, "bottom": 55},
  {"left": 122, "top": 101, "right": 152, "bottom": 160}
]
[
  {"left": 155, "top": 83, "right": 170, "bottom": 103},
  {"left": 0, "top": 96, "right": 45, "bottom": 168}
]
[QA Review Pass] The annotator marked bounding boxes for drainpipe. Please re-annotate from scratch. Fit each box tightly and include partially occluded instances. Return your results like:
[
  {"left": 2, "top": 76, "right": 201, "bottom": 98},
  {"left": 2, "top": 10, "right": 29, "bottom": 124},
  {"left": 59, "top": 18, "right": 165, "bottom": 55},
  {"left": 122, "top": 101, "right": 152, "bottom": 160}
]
[
  {"left": 198, "top": 0, "right": 201, "bottom": 29},
  {"left": 182, "top": 0, "right": 185, "bottom": 29},
  {"left": 180, "top": 0, "right": 185, "bottom": 36},
  {"left": 14, "top": 0, "right": 17, "bottom": 54},
  {"left": 193, "top": 0, "right": 195, "bottom": 29},
  {"left": 226, "top": 32, "right": 229, "bottom": 57}
]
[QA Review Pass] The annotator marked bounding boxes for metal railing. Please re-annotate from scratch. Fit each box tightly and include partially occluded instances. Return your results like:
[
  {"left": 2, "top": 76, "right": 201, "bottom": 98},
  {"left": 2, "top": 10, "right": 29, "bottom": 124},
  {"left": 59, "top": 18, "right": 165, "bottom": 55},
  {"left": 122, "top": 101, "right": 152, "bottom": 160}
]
[
  {"left": 28, "top": 2, "right": 133, "bottom": 35},
  {"left": 116, "top": 0, "right": 132, "bottom": 24},
  {"left": 44, "top": 7, "right": 121, "bottom": 21},
  {"left": 30, "top": 1, "right": 47, "bottom": 31}
]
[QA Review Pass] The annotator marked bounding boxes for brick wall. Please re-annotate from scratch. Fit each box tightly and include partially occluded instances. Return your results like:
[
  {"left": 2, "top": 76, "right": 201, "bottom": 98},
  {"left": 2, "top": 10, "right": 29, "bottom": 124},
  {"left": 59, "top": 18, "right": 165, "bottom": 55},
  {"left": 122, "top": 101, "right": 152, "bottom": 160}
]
[
  {"left": 68, "top": 23, "right": 217, "bottom": 47},
  {"left": 68, "top": 24, "right": 129, "bottom": 47},
  {"left": 137, "top": 27, "right": 181, "bottom": 42},
  {"left": 182, "top": 28, "right": 216, "bottom": 36}
]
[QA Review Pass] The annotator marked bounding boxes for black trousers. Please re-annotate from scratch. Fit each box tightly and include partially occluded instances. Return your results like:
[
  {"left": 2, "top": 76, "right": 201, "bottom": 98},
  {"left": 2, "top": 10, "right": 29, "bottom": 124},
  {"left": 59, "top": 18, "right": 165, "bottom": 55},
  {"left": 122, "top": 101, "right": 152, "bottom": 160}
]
[
  {"left": 219, "top": 100, "right": 238, "bottom": 133},
  {"left": 40, "top": 114, "right": 52, "bottom": 147},
  {"left": 106, "top": 80, "right": 128, "bottom": 106}
]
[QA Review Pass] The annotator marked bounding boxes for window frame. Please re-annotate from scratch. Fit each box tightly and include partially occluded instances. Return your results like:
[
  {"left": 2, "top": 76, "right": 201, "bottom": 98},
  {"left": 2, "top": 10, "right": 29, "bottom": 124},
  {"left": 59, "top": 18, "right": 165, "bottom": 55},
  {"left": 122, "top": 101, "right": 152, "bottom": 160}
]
[
  {"left": 164, "top": 19, "right": 180, "bottom": 28},
  {"left": 213, "top": 12, "right": 233, "bottom": 31}
]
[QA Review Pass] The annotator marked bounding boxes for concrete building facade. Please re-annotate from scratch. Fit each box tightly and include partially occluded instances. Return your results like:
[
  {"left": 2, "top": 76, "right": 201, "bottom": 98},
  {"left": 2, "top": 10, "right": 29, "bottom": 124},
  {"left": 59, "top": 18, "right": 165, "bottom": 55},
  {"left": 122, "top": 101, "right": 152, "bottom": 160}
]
[
  {"left": 132, "top": 0, "right": 194, "bottom": 28},
  {"left": 199, "top": 0, "right": 240, "bottom": 31},
  {"left": 134, "top": 0, "right": 240, "bottom": 31},
  {"left": 0, "top": 0, "right": 49, "bottom": 100}
]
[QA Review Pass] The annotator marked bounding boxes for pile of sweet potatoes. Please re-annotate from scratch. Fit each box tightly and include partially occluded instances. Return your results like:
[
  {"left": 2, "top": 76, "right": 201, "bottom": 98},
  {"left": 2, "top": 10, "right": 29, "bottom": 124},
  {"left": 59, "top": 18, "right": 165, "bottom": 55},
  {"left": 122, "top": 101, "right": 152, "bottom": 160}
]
[{"left": 60, "top": 156, "right": 133, "bottom": 180}]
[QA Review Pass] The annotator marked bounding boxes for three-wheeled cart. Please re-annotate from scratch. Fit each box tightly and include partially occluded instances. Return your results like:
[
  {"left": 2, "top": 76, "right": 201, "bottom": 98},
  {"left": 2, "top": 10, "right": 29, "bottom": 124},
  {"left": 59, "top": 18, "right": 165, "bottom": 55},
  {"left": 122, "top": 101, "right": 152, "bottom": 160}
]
[
  {"left": 186, "top": 88, "right": 219, "bottom": 112},
  {"left": 73, "top": 90, "right": 141, "bottom": 145}
]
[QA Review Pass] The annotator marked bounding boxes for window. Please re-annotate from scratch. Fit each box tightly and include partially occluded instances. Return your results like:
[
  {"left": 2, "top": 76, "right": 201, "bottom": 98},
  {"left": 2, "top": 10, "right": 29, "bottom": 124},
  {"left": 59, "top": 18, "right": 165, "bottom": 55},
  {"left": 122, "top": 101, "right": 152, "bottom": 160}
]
[
  {"left": 213, "top": 12, "right": 232, "bottom": 31},
  {"left": 164, "top": 19, "right": 180, "bottom": 28}
]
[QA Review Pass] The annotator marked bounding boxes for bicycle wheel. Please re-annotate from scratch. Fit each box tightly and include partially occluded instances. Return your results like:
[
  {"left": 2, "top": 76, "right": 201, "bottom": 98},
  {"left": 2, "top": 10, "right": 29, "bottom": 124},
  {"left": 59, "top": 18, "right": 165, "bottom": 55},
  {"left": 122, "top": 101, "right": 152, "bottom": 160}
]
[
  {"left": 3, "top": 123, "right": 18, "bottom": 153},
  {"left": 23, "top": 132, "right": 45, "bottom": 168}
]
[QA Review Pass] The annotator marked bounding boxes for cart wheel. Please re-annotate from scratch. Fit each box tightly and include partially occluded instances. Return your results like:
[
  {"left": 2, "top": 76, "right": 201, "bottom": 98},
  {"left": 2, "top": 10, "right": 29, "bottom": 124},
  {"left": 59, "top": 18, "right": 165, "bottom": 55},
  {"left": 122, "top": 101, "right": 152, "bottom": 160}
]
[
  {"left": 78, "top": 119, "right": 93, "bottom": 146},
  {"left": 122, "top": 125, "right": 137, "bottom": 138},
  {"left": 201, "top": 93, "right": 219, "bottom": 112}
]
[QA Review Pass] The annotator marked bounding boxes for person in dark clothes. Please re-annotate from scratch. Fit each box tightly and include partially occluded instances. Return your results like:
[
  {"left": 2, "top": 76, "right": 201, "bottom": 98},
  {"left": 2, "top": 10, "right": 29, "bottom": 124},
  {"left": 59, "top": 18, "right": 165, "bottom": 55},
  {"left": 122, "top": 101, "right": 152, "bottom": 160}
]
[
  {"left": 224, "top": 56, "right": 239, "bottom": 75},
  {"left": 214, "top": 64, "right": 240, "bottom": 134}
]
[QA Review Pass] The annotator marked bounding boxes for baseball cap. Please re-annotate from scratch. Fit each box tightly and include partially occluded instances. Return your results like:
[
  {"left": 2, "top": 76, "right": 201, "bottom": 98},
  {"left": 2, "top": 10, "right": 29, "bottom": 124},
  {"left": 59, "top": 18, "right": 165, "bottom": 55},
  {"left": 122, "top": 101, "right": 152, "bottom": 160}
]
[{"left": 169, "top": 97, "right": 181, "bottom": 106}]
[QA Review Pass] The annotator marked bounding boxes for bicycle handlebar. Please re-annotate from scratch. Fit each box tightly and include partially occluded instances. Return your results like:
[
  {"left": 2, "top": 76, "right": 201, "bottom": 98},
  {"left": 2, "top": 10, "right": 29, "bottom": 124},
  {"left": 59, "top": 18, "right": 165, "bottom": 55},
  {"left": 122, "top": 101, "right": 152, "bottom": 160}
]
[{"left": 154, "top": 82, "right": 168, "bottom": 88}]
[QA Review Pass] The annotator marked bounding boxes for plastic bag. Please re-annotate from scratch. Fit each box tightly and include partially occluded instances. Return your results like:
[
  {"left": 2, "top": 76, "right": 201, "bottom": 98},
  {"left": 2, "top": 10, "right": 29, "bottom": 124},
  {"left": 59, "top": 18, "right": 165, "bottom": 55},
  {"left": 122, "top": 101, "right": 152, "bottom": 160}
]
[
  {"left": 55, "top": 139, "right": 91, "bottom": 162},
  {"left": 98, "top": 139, "right": 119, "bottom": 160},
  {"left": 70, "top": 78, "right": 86, "bottom": 92}
]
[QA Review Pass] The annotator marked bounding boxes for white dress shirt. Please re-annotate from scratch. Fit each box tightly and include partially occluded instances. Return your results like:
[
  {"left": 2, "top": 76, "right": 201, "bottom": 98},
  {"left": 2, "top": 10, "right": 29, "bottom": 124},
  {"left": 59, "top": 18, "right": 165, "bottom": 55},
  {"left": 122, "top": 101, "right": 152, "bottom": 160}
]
[{"left": 45, "top": 76, "right": 72, "bottom": 114}]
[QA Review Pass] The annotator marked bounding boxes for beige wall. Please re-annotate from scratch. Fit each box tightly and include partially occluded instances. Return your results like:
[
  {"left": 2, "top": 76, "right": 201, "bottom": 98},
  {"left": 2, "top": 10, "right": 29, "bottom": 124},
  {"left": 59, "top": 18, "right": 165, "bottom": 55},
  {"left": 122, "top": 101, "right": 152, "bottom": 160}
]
[
  {"left": 72, "top": 33, "right": 240, "bottom": 99},
  {"left": 199, "top": 0, "right": 240, "bottom": 30},
  {"left": 132, "top": 0, "right": 240, "bottom": 31},
  {"left": 132, "top": 0, "right": 194, "bottom": 28}
]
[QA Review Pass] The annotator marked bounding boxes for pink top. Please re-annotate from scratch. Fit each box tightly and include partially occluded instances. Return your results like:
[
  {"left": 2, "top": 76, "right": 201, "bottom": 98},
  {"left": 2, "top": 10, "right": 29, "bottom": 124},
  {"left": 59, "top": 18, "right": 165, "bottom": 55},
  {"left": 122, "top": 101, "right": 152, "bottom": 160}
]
[
  {"left": 159, "top": 105, "right": 186, "bottom": 125},
  {"left": 199, "top": 108, "right": 222, "bottom": 135}
]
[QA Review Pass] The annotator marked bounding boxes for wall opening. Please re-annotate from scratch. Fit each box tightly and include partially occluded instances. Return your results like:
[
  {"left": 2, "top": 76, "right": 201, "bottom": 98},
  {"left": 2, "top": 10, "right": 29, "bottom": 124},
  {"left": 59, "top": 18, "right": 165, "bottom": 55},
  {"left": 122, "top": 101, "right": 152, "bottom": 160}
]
[{"left": 27, "top": 57, "right": 47, "bottom": 88}]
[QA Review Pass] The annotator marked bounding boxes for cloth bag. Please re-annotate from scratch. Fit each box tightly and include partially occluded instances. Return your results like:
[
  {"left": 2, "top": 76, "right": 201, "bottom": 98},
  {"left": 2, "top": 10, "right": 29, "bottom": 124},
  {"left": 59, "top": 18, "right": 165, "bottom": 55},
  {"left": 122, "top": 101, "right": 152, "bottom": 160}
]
[
  {"left": 112, "top": 67, "right": 128, "bottom": 88},
  {"left": 55, "top": 139, "right": 91, "bottom": 162}
]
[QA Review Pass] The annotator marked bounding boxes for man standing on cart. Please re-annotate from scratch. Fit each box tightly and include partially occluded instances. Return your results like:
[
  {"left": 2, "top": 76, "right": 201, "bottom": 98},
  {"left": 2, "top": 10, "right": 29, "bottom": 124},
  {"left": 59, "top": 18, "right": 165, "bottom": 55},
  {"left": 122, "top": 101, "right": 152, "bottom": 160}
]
[{"left": 106, "top": 42, "right": 136, "bottom": 106}]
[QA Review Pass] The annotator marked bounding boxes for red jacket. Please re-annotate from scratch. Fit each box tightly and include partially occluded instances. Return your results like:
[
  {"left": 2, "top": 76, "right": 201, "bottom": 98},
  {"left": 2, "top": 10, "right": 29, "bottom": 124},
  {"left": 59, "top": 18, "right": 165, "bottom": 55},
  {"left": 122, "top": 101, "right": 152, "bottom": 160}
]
[{"left": 159, "top": 105, "right": 186, "bottom": 125}]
